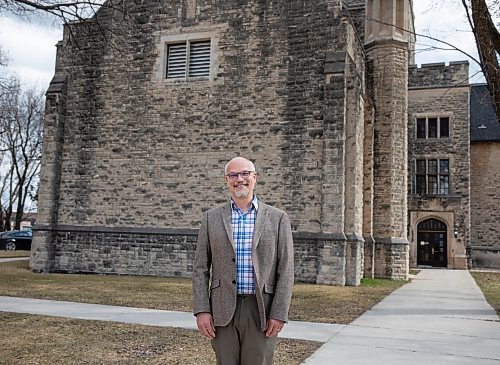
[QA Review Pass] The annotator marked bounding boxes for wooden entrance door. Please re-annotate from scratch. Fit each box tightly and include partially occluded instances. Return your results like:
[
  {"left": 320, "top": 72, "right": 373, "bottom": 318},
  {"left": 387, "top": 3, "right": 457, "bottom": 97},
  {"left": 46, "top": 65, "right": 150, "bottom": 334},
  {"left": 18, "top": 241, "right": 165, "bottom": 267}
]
[{"left": 417, "top": 219, "right": 447, "bottom": 267}]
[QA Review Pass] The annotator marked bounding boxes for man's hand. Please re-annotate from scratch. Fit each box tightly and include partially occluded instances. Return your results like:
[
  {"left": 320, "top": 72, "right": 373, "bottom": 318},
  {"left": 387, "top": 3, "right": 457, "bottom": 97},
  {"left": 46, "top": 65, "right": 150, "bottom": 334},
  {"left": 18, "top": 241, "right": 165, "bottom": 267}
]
[
  {"left": 196, "top": 312, "right": 216, "bottom": 339},
  {"left": 265, "top": 318, "right": 285, "bottom": 338}
]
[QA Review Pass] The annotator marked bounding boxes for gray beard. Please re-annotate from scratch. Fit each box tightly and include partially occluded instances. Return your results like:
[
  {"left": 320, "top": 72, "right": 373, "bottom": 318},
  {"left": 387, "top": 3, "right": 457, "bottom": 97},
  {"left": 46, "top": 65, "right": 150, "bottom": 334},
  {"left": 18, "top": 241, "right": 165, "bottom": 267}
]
[{"left": 234, "top": 187, "right": 250, "bottom": 198}]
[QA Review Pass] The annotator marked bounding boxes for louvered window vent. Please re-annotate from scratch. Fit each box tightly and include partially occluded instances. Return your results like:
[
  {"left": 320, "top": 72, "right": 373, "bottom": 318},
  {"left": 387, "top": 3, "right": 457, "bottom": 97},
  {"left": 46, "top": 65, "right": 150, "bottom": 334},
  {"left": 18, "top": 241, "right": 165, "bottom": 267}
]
[{"left": 167, "top": 40, "right": 211, "bottom": 80}]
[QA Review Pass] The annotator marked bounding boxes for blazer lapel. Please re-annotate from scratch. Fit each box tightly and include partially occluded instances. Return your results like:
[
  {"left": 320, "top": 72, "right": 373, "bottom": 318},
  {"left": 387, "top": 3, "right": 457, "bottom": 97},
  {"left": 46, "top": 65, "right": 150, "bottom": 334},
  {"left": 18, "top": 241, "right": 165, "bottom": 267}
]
[
  {"left": 252, "top": 202, "right": 269, "bottom": 249},
  {"left": 221, "top": 202, "right": 235, "bottom": 251}
]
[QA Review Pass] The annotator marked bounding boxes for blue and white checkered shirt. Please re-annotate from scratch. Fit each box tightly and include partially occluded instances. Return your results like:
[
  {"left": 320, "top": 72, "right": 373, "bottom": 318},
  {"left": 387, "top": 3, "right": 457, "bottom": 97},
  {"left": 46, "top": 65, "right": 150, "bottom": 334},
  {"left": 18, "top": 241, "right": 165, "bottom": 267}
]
[{"left": 231, "top": 195, "right": 258, "bottom": 294}]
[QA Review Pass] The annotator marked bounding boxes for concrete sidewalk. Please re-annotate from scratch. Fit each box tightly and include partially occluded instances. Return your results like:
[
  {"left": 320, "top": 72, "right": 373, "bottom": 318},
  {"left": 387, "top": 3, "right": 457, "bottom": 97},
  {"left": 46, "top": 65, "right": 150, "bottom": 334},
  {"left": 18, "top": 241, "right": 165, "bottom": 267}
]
[
  {"left": 0, "top": 295, "right": 343, "bottom": 343},
  {"left": 303, "top": 269, "right": 500, "bottom": 364},
  {"left": 0, "top": 257, "right": 30, "bottom": 263},
  {"left": 0, "top": 267, "right": 499, "bottom": 364}
]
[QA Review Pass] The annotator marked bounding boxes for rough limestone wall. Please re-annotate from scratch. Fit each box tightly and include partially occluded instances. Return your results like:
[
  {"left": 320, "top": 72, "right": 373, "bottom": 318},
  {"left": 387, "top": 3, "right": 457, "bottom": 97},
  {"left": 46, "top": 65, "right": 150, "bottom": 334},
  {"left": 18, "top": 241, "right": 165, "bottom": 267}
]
[
  {"left": 408, "top": 61, "right": 469, "bottom": 87},
  {"left": 342, "top": 18, "right": 366, "bottom": 285},
  {"left": 407, "top": 80, "right": 471, "bottom": 257},
  {"left": 470, "top": 142, "right": 500, "bottom": 268},
  {"left": 34, "top": 0, "right": 371, "bottom": 283},
  {"left": 369, "top": 43, "right": 408, "bottom": 240},
  {"left": 50, "top": 0, "right": 350, "bottom": 232},
  {"left": 362, "top": 107, "right": 375, "bottom": 278},
  {"left": 367, "top": 42, "right": 409, "bottom": 280},
  {"left": 31, "top": 75, "right": 67, "bottom": 272}
]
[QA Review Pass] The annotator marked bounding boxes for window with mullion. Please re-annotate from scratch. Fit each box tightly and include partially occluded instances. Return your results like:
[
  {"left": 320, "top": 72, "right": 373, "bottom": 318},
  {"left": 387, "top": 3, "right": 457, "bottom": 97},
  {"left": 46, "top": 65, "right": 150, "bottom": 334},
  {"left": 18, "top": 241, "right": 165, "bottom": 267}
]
[
  {"left": 439, "top": 175, "right": 449, "bottom": 195},
  {"left": 415, "top": 158, "right": 450, "bottom": 195},
  {"left": 166, "top": 39, "right": 211, "bottom": 80},
  {"left": 440, "top": 117, "right": 450, "bottom": 138},
  {"left": 428, "top": 118, "right": 438, "bottom": 138},
  {"left": 416, "top": 175, "right": 427, "bottom": 195},
  {"left": 428, "top": 159, "right": 437, "bottom": 174},
  {"left": 416, "top": 159, "right": 427, "bottom": 195},
  {"left": 439, "top": 160, "right": 449, "bottom": 194},
  {"left": 428, "top": 175, "right": 438, "bottom": 194},
  {"left": 427, "top": 158, "right": 438, "bottom": 194},
  {"left": 417, "top": 118, "right": 426, "bottom": 138},
  {"left": 415, "top": 116, "right": 450, "bottom": 139}
]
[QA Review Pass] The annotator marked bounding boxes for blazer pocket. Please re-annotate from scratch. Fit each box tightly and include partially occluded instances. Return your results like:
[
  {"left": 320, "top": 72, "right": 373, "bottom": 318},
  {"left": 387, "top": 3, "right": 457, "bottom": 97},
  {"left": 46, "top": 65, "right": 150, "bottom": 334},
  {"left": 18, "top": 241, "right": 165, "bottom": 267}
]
[
  {"left": 264, "top": 284, "right": 275, "bottom": 294},
  {"left": 210, "top": 278, "right": 221, "bottom": 292}
]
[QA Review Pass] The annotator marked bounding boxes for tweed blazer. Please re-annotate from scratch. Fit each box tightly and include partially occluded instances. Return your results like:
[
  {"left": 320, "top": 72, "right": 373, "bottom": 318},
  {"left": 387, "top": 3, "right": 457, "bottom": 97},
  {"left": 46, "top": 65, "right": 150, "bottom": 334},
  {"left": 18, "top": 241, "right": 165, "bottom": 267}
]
[{"left": 192, "top": 200, "right": 294, "bottom": 331}]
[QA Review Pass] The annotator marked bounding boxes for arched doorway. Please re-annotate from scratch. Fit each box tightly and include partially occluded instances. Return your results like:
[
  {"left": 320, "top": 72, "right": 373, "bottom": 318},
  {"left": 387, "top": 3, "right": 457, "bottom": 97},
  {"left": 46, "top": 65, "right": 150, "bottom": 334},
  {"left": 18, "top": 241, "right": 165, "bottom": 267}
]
[{"left": 417, "top": 218, "right": 448, "bottom": 267}]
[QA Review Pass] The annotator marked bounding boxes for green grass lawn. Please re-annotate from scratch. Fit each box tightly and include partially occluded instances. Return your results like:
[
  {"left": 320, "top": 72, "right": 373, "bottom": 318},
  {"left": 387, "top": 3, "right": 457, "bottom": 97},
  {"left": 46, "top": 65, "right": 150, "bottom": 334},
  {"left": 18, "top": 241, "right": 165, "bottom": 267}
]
[
  {"left": 470, "top": 271, "right": 500, "bottom": 316},
  {"left": 2, "top": 259, "right": 498, "bottom": 365},
  {"left": 0, "top": 259, "right": 407, "bottom": 364},
  {"left": 0, "top": 312, "right": 319, "bottom": 365},
  {"left": 0, "top": 260, "right": 405, "bottom": 323},
  {"left": 0, "top": 250, "right": 31, "bottom": 258}
]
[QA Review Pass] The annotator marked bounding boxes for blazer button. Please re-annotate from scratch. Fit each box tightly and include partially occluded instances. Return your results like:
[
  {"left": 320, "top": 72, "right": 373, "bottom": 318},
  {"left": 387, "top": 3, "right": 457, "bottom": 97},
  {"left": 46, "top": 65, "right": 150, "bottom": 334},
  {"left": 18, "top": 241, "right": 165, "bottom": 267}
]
[
  {"left": 232, "top": 280, "right": 236, "bottom": 284},
  {"left": 232, "top": 258, "right": 235, "bottom": 262}
]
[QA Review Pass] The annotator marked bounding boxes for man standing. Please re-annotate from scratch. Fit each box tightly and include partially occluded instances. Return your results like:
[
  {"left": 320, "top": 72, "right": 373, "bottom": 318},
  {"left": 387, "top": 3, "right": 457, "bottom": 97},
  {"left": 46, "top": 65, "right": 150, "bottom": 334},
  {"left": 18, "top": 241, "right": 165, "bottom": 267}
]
[{"left": 192, "top": 156, "right": 294, "bottom": 365}]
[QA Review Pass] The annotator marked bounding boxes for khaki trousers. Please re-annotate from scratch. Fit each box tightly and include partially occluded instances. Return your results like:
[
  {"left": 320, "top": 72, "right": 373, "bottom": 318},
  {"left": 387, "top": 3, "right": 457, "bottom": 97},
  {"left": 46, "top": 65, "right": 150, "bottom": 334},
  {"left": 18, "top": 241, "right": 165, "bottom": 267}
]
[{"left": 211, "top": 295, "right": 278, "bottom": 365}]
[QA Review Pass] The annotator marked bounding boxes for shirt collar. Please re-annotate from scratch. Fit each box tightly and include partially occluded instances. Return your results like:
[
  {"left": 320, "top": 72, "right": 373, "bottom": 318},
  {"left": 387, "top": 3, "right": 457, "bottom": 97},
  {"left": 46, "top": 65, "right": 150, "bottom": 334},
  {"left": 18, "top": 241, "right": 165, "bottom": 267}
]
[{"left": 231, "top": 195, "right": 258, "bottom": 213}]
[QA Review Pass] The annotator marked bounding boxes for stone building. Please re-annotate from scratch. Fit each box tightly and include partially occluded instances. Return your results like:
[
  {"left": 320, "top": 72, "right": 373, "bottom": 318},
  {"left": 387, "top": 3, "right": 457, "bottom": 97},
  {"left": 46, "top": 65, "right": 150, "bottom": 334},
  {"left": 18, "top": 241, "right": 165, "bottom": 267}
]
[
  {"left": 408, "top": 64, "right": 500, "bottom": 270},
  {"left": 407, "top": 62, "right": 470, "bottom": 270},
  {"left": 469, "top": 84, "right": 500, "bottom": 269},
  {"left": 31, "top": 0, "right": 416, "bottom": 285}
]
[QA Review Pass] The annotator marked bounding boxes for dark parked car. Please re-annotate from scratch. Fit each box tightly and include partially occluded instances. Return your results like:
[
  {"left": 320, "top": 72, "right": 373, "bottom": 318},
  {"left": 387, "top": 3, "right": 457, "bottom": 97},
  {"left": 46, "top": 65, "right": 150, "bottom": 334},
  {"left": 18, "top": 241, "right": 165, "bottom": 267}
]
[{"left": 0, "top": 230, "right": 32, "bottom": 251}]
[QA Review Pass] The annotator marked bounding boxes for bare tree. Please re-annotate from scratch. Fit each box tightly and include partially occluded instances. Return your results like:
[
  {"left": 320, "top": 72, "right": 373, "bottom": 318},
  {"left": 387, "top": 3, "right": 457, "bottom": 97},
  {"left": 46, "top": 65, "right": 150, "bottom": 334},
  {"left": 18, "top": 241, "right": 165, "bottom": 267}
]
[
  {"left": 2, "top": 1, "right": 497, "bottom": 118},
  {"left": 462, "top": 0, "right": 500, "bottom": 120},
  {"left": 1, "top": 0, "right": 131, "bottom": 54},
  {"left": 365, "top": 0, "right": 499, "bottom": 120},
  {"left": 0, "top": 77, "right": 43, "bottom": 231},
  {"left": 0, "top": 46, "right": 10, "bottom": 92},
  {"left": 0, "top": 0, "right": 105, "bottom": 22}
]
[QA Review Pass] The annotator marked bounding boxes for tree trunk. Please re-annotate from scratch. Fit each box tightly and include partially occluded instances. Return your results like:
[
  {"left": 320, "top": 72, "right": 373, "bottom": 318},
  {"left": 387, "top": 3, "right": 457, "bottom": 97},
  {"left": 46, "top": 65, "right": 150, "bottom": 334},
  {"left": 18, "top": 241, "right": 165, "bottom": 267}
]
[{"left": 470, "top": 0, "right": 500, "bottom": 120}]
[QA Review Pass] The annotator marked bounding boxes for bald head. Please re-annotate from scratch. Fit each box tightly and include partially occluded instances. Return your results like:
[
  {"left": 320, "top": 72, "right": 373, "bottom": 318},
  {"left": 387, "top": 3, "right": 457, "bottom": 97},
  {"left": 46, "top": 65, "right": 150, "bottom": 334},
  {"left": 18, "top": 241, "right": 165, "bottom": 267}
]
[{"left": 224, "top": 157, "right": 256, "bottom": 175}]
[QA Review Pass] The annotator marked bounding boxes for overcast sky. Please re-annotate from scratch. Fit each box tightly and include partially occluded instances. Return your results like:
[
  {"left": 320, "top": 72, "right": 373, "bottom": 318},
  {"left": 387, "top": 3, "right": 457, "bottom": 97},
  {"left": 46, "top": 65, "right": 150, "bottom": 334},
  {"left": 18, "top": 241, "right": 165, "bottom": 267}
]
[{"left": 0, "top": 0, "right": 483, "bottom": 90}]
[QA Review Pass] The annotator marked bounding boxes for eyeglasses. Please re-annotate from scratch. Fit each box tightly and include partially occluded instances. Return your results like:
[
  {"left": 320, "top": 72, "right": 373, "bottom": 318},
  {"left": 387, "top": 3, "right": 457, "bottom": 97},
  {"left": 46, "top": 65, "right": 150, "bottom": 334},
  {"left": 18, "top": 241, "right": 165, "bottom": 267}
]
[{"left": 225, "top": 170, "right": 255, "bottom": 181}]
